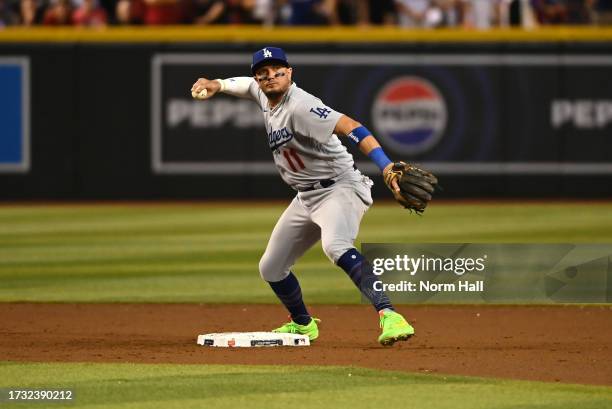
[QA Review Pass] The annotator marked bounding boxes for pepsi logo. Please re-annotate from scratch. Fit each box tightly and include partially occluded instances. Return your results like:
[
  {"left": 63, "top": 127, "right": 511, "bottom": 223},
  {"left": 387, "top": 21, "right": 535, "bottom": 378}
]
[{"left": 372, "top": 76, "right": 447, "bottom": 155}]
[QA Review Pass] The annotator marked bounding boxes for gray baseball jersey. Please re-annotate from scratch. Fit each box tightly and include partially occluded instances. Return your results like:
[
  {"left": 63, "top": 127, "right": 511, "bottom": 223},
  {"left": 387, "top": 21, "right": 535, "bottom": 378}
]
[
  {"left": 221, "top": 76, "right": 373, "bottom": 270},
  {"left": 240, "top": 79, "right": 356, "bottom": 190}
]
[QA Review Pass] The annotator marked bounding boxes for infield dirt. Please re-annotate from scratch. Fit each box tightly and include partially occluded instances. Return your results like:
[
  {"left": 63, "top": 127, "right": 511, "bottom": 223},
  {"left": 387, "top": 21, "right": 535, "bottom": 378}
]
[{"left": 1, "top": 303, "right": 610, "bottom": 386}]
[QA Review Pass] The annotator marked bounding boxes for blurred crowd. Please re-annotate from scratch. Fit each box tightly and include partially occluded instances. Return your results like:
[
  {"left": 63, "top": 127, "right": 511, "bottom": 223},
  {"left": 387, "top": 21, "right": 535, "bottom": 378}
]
[{"left": 0, "top": 0, "right": 610, "bottom": 28}]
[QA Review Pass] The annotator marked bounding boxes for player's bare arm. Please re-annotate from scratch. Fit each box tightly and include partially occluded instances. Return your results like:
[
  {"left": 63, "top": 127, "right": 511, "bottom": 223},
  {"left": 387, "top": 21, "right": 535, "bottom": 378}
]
[
  {"left": 333, "top": 115, "right": 399, "bottom": 193},
  {"left": 334, "top": 114, "right": 438, "bottom": 212}
]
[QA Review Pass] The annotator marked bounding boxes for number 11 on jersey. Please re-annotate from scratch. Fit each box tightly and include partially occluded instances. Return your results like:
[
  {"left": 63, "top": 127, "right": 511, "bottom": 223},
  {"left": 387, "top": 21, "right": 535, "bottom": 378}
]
[{"left": 282, "top": 148, "right": 305, "bottom": 172}]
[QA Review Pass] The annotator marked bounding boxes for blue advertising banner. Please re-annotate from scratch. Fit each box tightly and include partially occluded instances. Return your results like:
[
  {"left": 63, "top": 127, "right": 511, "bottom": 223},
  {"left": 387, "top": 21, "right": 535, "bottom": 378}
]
[{"left": 0, "top": 57, "right": 29, "bottom": 173}]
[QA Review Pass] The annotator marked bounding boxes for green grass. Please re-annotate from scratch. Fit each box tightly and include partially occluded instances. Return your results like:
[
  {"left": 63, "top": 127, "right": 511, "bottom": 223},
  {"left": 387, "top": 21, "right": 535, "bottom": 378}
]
[
  {"left": 1, "top": 202, "right": 611, "bottom": 303},
  {"left": 1, "top": 204, "right": 611, "bottom": 408},
  {"left": 0, "top": 362, "right": 610, "bottom": 409}
]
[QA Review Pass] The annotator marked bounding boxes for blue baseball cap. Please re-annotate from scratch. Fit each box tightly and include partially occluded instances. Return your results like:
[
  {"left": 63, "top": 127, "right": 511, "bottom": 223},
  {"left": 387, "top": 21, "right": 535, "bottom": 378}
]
[{"left": 251, "top": 47, "right": 290, "bottom": 74}]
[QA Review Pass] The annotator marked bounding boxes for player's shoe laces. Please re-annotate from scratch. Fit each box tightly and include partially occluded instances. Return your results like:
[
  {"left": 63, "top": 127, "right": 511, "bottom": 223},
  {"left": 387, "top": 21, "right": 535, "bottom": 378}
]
[
  {"left": 272, "top": 317, "right": 321, "bottom": 341},
  {"left": 378, "top": 310, "right": 415, "bottom": 346}
]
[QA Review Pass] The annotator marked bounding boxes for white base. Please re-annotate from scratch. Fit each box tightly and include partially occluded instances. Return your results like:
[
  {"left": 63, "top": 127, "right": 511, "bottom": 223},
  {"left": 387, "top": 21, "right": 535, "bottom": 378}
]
[{"left": 196, "top": 332, "right": 310, "bottom": 348}]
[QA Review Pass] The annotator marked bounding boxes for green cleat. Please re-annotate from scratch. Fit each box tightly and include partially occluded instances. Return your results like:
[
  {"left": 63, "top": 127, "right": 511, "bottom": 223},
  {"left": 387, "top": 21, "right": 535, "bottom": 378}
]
[
  {"left": 272, "top": 317, "right": 321, "bottom": 341},
  {"left": 378, "top": 310, "right": 415, "bottom": 346}
]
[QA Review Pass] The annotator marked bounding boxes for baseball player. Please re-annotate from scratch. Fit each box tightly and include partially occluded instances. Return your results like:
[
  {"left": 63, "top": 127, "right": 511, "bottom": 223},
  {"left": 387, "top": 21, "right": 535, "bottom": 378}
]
[{"left": 191, "top": 47, "right": 422, "bottom": 346}]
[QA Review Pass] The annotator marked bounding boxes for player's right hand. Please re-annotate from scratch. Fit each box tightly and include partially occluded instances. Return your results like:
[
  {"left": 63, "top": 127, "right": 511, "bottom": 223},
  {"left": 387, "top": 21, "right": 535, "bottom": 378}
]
[{"left": 190, "top": 78, "right": 221, "bottom": 100}]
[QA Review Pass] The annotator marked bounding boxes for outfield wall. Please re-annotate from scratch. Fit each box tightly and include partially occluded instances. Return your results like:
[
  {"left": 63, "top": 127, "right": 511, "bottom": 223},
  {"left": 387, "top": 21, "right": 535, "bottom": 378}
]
[{"left": 0, "top": 27, "right": 611, "bottom": 199}]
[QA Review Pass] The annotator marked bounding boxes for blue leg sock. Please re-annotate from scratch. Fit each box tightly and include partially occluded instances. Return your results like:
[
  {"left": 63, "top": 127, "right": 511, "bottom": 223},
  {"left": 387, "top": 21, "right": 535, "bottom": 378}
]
[
  {"left": 337, "top": 248, "right": 394, "bottom": 312},
  {"left": 268, "top": 272, "right": 311, "bottom": 325}
]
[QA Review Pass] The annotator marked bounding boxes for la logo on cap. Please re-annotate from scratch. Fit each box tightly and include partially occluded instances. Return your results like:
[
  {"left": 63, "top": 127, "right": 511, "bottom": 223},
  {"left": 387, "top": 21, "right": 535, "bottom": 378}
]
[{"left": 263, "top": 48, "right": 272, "bottom": 58}]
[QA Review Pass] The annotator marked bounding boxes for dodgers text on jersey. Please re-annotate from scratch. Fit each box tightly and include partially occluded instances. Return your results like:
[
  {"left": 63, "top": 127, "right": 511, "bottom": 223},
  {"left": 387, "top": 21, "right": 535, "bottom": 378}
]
[{"left": 268, "top": 126, "right": 294, "bottom": 150}]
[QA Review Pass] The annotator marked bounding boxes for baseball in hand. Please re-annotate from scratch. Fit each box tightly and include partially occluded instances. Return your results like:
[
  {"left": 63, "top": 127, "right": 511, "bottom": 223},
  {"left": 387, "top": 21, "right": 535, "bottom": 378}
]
[{"left": 191, "top": 88, "right": 208, "bottom": 99}]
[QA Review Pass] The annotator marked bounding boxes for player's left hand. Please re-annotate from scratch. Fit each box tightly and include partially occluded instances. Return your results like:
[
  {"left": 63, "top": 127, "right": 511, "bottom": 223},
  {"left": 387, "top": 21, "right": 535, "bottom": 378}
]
[{"left": 383, "top": 161, "right": 438, "bottom": 214}]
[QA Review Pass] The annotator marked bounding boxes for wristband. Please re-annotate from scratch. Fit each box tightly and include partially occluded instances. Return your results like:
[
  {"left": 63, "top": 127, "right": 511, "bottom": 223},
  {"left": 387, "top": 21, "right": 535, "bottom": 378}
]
[
  {"left": 347, "top": 126, "right": 371, "bottom": 145},
  {"left": 215, "top": 79, "right": 226, "bottom": 92},
  {"left": 368, "top": 147, "right": 392, "bottom": 171}
]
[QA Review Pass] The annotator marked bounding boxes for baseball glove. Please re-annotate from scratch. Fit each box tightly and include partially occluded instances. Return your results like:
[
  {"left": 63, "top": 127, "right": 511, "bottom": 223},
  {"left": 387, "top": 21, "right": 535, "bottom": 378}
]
[{"left": 383, "top": 162, "right": 438, "bottom": 213}]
